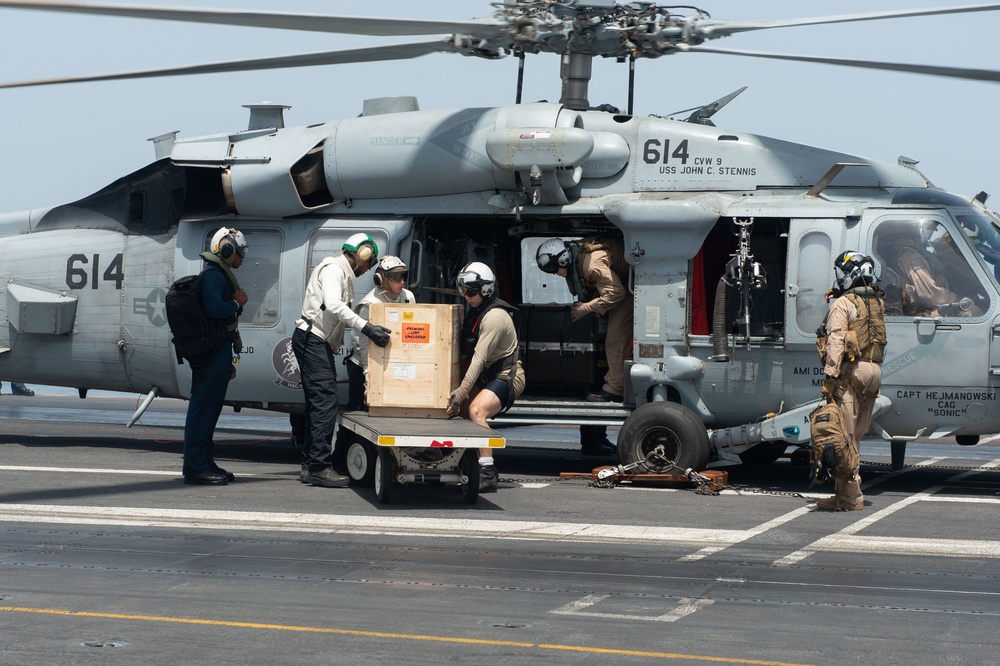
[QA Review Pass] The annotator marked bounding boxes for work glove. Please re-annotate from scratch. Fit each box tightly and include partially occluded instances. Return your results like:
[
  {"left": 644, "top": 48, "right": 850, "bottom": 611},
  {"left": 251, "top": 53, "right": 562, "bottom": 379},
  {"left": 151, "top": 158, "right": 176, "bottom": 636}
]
[
  {"left": 447, "top": 385, "right": 470, "bottom": 416},
  {"left": 362, "top": 323, "right": 392, "bottom": 348},
  {"left": 570, "top": 302, "right": 589, "bottom": 322},
  {"left": 821, "top": 376, "right": 839, "bottom": 401}
]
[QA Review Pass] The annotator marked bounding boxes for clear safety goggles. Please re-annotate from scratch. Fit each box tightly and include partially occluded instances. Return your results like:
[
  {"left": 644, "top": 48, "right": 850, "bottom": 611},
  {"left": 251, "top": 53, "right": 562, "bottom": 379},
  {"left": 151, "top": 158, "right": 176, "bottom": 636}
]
[
  {"left": 457, "top": 283, "right": 481, "bottom": 297},
  {"left": 385, "top": 270, "right": 408, "bottom": 283}
]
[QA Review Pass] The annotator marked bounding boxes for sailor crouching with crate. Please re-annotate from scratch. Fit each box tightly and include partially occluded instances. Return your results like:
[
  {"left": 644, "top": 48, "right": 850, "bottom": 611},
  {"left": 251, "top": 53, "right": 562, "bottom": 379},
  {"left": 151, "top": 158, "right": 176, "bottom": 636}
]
[{"left": 447, "top": 261, "right": 525, "bottom": 492}]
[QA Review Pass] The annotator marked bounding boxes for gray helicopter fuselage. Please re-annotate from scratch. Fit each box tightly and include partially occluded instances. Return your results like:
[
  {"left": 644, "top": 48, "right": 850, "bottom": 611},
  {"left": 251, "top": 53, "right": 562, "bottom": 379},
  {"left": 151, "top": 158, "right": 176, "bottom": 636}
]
[{"left": 1, "top": 102, "right": 997, "bottom": 463}]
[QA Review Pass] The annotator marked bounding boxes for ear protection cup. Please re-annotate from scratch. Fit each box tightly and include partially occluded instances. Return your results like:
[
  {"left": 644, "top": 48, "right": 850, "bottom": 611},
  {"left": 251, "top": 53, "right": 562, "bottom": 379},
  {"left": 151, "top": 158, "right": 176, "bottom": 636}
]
[
  {"left": 355, "top": 242, "right": 373, "bottom": 263},
  {"left": 219, "top": 238, "right": 235, "bottom": 259},
  {"left": 373, "top": 271, "right": 383, "bottom": 287}
]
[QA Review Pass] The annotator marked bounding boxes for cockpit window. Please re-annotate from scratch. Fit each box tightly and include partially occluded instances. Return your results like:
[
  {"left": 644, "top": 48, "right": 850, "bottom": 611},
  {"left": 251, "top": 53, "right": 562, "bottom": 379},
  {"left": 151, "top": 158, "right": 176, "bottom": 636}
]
[
  {"left": 956, "top": 213, "right": 1000, "bottom": 283},
  {"left": 872, "top": 218, "right": 989, "bottom": 318}
]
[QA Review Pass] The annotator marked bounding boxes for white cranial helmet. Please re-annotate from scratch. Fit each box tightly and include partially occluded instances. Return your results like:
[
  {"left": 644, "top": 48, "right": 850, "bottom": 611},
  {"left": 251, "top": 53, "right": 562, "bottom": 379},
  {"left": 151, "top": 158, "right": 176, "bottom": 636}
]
[
  {"left": 211, "top": 227, "right": 248, "bottom": 260},
  {"left": 456, "top": 261, "right": 495, "bottom": 298},
  {"left": 374, "top": 255, "right": 408, "bottom": 286}
]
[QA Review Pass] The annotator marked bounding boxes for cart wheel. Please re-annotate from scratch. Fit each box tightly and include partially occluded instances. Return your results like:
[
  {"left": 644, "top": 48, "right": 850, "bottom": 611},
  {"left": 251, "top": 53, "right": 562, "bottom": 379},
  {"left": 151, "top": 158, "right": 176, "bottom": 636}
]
[
  {"left": 459, "top": 449, "right": 479, "bottom": 504},
  {"left": 346, "top": 437, "right": 376, "bottom": 486},
  {"left": 374, "top": 448, "right": 394, "bottom": 504}
]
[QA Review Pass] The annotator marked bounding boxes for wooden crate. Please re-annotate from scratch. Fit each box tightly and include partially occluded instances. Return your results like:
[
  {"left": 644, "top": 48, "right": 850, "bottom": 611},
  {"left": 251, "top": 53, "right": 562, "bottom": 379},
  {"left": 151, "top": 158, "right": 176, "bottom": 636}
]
[{"left": 367, "top": 303, "right": 462, "bottom": 417}]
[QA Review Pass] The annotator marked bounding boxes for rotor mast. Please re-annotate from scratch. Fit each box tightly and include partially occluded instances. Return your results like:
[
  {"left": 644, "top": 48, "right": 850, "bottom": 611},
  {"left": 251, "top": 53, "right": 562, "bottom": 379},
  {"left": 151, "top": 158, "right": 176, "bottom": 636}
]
[{"left": 560, "top": 52, "right": 594, "bottom": 110}]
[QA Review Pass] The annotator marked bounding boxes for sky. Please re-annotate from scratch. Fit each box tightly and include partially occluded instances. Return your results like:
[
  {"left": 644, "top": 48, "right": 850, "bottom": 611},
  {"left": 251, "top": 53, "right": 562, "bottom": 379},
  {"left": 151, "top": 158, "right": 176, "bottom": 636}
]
[{"left": 0, "top": 0, "right": 998, "bottom": 213}]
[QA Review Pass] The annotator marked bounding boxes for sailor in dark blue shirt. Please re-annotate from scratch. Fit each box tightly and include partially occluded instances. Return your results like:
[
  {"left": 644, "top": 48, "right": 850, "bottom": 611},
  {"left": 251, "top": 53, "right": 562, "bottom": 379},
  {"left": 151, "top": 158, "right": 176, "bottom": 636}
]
[{"left": 182, "top": 228, "right": 249, "bottom": 486}]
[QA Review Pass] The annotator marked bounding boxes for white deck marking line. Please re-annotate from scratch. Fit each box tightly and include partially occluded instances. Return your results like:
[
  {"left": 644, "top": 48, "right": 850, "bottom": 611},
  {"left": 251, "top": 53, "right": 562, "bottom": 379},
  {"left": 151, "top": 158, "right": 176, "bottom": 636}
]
[
  {"left": 800, "top": 535, "right": 1000, "bottom": 558},
  {"left": 770, "top": 455, "right": 999, "bottom": 567},
  {"left": 919, "top": 496, "right": 1000, "bottom": 504},
  {"left": 945, "top": 458, "right": 1000, "bottom": 480},
  {"left": 550, "top": 593, "right": 714, "bottom": 622},
  {"left": 677, "top": 546, "right": 727, "bottom": 562},
  {"left": 0, "top": 466, "right": 289, "bottom": 479},
  {"left": 0, "top": 503, "right": 749, "bottom": 546},
  {"left": 773, "top": 488, "right": 940, "bottom": 566},
  {"left": 0, "top": 466, "right": 176, "bottom": 475},
  {"left": 677, "top": 506, "right": 814, "bottom": 562}
]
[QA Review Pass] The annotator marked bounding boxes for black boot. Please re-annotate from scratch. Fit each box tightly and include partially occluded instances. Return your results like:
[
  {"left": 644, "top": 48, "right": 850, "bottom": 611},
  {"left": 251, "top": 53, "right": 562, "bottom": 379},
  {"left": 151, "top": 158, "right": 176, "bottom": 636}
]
[
  {"left": 11, "top": 383, "right": 35, "bottom": 396},
  {"left": 580, "top": 425, "right": 616, "bottom": 456}
]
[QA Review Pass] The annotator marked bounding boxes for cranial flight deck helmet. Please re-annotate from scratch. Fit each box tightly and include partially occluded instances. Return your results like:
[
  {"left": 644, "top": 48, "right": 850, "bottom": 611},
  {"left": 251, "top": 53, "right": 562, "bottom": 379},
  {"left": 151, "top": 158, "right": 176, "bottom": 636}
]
[
  {"left": 834, "top": 250, "right": 877, "bottom": 292},
  {"left": 535, "top": 238, "right": 570, "bottom": 274},
  {"left": 456, "top": 261, "right": 496, "bottom": 299},
  {"left": 211, "top": 227, "right": 248, "bottom": 260},
  {"left": 342, "top": 232, "right": 378, "bottom": 263},
  {"left": 374, "top": 255, "right": 408, "bottom": 287}
]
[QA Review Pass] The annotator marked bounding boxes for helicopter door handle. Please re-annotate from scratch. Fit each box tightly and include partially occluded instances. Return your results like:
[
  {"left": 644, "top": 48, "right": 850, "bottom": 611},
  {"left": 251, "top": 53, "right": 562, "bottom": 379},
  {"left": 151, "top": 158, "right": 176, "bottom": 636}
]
[{"left": 912, "top": 316, "right": 941, "bottom": 337}]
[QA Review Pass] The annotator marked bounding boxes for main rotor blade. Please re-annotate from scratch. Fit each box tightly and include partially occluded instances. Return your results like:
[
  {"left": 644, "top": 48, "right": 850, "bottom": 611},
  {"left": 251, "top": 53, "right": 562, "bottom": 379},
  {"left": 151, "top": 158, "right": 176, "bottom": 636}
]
[
  {"left": 0, "top": 41, "right": 460, "bottom": 89},
  {"left": 686, "top": 46, "right": 1000, "bottom": 83},
  {"left": 0, "top": 0, "right": 505, "bottom": 37},
  {"left": 696, "top": 3, "right": 1000, "bottom": 38}
]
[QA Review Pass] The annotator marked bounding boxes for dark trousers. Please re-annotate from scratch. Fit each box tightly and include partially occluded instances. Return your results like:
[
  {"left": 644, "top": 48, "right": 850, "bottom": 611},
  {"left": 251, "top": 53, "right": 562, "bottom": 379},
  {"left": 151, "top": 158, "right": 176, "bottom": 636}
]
[
  {"left": 292, "top": 328, "right": 339, "bottom": 472},
  {"left": 580, "top": 424, "right": 608, "bottom": 447},
  {"left": 182, "top": 339, "right": 233, "bottom": 476}
]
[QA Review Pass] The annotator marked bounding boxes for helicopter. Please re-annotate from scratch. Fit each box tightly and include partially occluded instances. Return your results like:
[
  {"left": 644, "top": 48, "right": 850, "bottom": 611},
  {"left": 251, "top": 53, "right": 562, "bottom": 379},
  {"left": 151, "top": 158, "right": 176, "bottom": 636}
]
[{"left": 2, "top": 0, "right": 1000, "bottom": 475}]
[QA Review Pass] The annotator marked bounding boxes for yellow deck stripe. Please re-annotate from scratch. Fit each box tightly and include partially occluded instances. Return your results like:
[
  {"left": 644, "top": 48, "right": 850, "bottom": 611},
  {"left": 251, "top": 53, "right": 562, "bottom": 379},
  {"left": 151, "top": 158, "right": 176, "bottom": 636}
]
[{"left": 0, "top": 606, "right": 810, "bottom": 665}]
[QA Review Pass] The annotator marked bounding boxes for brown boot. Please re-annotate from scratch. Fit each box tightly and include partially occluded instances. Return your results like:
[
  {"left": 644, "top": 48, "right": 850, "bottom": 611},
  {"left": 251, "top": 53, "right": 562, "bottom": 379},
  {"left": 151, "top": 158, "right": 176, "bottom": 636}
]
[
  {"left": 816, "top": 496, "right": 838, "bottom": 510},
  {"left": 816, "top": 496, "right": 863, "bottom": 511}
]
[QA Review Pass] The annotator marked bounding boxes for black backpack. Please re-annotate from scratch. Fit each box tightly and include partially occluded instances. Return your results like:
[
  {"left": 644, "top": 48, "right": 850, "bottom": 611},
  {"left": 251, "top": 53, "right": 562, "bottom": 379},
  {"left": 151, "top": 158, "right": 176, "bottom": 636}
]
[{"left": 165, "top": 269, "right": 229, "bottom": 365}]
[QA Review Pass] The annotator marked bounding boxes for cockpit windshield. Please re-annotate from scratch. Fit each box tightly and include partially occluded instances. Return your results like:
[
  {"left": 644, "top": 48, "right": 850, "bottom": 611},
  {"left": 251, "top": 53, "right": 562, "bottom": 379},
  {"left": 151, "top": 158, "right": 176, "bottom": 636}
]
[
  {"left": 955, "top": 212, "right": 1000, "bottom": 283},
  {"left": 872, "top": 217, "right": 990, "bottom": 318}
]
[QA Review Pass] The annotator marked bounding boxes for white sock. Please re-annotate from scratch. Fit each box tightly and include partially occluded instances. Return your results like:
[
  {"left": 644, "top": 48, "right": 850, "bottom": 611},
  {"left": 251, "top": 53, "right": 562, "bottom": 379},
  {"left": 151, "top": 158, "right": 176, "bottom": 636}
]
[{"left": 479, "top": 457, "right": 494, "bottom": 466}]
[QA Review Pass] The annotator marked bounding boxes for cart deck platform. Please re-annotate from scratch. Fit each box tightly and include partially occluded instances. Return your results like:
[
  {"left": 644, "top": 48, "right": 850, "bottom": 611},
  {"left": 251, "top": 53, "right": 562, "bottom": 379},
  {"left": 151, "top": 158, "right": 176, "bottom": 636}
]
[
  {"left": 335, "top": 411, "right": 504, "bottom": 504},
  {"left": 338, "top": 412, "right": 505, "bottom": 450}
]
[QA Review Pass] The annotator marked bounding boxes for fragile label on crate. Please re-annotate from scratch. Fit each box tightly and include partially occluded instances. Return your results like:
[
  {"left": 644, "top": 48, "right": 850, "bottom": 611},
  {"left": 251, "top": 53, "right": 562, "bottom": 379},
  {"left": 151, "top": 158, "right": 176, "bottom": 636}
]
[
  {"left": 401, "top": 322, "right": 430, "bottom": 344},
  {"left": 391, "top": 363, "right": 417, "bottom": 380}
]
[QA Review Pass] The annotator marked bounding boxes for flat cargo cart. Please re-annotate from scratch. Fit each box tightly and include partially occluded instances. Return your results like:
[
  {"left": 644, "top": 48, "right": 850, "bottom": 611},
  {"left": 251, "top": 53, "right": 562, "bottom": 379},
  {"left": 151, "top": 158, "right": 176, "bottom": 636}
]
[{"left": 336, "top": 411, "right": 505, "bottom": 504}]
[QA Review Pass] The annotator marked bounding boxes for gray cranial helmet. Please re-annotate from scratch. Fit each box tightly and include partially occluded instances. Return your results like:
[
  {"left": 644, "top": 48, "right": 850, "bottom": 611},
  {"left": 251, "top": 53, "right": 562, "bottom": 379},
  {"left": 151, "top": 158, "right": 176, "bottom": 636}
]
[
  {"left": 535, "top": 238, "right": 570, "bottom": 274},
  {"left": 834, "top": 250, "right": 876, "bottom": 292}
]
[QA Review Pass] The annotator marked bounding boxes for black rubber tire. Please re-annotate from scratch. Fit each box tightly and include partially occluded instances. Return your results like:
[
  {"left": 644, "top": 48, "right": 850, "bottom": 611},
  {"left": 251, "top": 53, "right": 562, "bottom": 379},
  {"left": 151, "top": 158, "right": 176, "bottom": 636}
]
[
  {"left": 459, "top": 449, "right": 480, "bottom": 504},
  {"left": 345, "top": 437, "right": 376, "bottom": 487},
  {"left": 617, "top": 401, "right": 710, "bottom": 472},
  {"left": 739, "top": 442, "right": 788, "bottom": 465},
  {"left": 374, "top": 448, "right": 394, "bottom": 504}
]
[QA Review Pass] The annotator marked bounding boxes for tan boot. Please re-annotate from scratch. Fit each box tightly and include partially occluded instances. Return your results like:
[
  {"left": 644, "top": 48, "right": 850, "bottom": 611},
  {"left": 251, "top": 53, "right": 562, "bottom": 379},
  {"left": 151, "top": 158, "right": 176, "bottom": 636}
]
[{"left": 816, "top": 495, "right": 863, "bottom": 511}]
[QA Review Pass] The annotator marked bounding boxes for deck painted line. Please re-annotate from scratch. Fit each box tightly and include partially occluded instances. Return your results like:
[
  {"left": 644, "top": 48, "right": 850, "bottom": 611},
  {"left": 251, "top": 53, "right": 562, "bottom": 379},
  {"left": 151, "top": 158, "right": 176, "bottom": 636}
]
[
  {"left": 550, "top": 593, "right": 715, "bottom": 622},
  {"left": 0, "top": 503, "right": 749, "bottom": 546}
]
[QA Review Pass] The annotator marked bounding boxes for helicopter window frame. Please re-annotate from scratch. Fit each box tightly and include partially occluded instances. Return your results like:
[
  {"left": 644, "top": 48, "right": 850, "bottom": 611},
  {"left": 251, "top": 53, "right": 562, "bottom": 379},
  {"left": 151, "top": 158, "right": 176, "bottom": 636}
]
[
  {"left": 690, "top": 217, "right": 789, "bottom": 344},
  {"left": 205, "top": 226, "right": 284, "bottom": 328},
  {"left": 869, "top": 215, "right": 991, "bottom": 320},
  {"left": 520, "top": 237, "right": 579, "bottom": 305},
  {"left": 954, "top": 212, "right": 1000, "bottom": 285},
  {"left": 304, "top": 227, "right": 392, "bottom": 302}
]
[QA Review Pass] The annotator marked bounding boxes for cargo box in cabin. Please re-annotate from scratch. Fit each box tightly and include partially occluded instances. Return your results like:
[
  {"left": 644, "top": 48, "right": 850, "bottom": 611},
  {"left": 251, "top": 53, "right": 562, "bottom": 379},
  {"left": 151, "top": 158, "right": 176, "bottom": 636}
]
[{"left": 514, "top": 304, "right": 606, "bottom": 396}]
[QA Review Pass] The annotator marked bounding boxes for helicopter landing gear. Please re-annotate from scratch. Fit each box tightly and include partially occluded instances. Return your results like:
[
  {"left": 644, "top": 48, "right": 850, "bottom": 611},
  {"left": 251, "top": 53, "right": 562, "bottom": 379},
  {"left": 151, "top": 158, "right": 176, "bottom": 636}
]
[
  {"left": 890, "top": 440, "right": 907, "bottom": 471},
  {"left": 739, "top": 441, "right": 788, "bottom": 466},
  {"left": 617, "top": 401, "right": 710, "bottom": 473}
]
